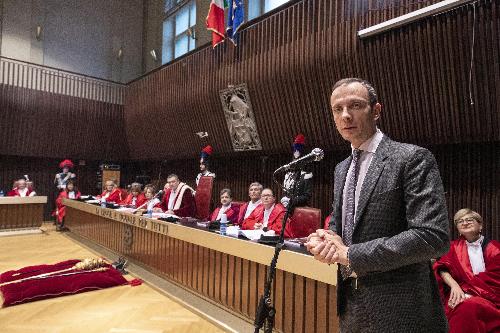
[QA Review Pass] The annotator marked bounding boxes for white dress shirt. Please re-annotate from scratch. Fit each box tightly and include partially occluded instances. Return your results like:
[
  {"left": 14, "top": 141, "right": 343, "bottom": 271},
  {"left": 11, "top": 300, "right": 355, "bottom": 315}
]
[
  {"left": 68, "top": 191, "right": 76, "bottom": 199},
  {"left": 216, "top": 203, "right": 231, "bottom": 220},
  {"left": 244, "top": 199, "right": 261, "bottom": 219},
  {"left": 167, "top": 190, "right": 177, "bottom": 210},
  {"left": 147, "top": 198, "right": 160, "bottom": 211},
  {"left": 18, "top": 188, "right": 29, "bottom": 197},
  {"left": 263, "top": 204, "right": 275, "bottom": 227},
  {"left": 342, "top": 128, "right": 384, "bottom": 233},
  {"left": 466, "top": 235, "right": 486, "bottom": 275}
]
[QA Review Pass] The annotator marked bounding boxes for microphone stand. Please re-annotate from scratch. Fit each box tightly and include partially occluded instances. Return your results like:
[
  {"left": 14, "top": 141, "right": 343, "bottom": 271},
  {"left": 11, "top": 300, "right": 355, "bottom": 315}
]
[{"left": 254, "top": 167, "right": 302, "bottom": 333}]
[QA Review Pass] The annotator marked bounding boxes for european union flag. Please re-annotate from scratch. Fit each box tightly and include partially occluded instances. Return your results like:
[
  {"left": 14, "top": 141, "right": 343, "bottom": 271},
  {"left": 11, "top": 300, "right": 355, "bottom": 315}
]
[{"left": 226, "top": 0, "right": 244, "bottom": 45}]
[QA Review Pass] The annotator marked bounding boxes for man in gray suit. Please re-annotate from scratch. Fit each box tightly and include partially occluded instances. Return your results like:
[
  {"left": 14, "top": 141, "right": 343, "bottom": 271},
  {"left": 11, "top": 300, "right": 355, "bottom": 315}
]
[{"left": 306, "top": 78, "right": 450, "bottom": 332}]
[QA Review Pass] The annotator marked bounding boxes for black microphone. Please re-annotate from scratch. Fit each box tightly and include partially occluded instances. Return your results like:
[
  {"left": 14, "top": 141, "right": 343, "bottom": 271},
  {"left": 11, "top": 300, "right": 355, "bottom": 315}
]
[
  {"left": 154, "top": 190, "right": 164, "bottom": 199},
  {"left": 274, "top": 148, "right": 324, "bottom": 173}
]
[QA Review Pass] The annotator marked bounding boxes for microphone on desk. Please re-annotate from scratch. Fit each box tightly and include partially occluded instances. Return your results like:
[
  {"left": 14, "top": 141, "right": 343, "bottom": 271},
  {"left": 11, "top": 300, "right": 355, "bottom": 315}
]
[
  {"left": 274, "top": 148, "right": 324, "bottom": 173},
  {"left": 134, "top": 190, "right": 164, "bottom": 211}
]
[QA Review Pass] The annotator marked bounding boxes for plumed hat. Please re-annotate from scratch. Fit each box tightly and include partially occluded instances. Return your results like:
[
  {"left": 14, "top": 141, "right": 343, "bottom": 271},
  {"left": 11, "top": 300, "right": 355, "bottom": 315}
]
[
  {"left": 59, "top": 159, "right": 74, "bottom": 169},
  {"left": 292, "top": 134, "right": 305, "bottom": 153},
  {"left": 200, "top": 145, "right": 213, "bottom": 163}
]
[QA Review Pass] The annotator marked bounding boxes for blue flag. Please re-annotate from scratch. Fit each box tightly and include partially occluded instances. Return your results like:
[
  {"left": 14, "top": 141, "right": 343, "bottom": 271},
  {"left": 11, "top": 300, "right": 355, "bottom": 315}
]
[{"left": 226, "top": 0, "right": 244, "bottom": 45}]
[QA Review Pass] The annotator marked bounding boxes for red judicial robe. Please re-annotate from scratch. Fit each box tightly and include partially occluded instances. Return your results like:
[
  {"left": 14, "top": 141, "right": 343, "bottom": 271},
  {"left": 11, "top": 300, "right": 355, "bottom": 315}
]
[
  {"left": 210, "top": 203, "right": 240, "bottom": 224},
  {"left": 53, "top": 190, "right": 81, "bottom": 223},
  {"left": 237, "top": 202, "right": 250, "bottom": 225},
  {"left": 242, "top": 203, "right": 292, "bottom": 238},
  {"left": 159, "top": 183, "right": 196, "bottom": 217},
  {"left": 433, "top": 237, "right": 500, "bottom": 333},
  {"left": 97, "top": 189, "right": 123, "bottom": 203},
  {"left": 120, "top": 193, "right": 146, "bottom": 208},
  {"left": 237, "top": 201, "right": 262, "bottom": 226},
  {"left": 7, "top": 188, "right": 34, "bottom": 197}
]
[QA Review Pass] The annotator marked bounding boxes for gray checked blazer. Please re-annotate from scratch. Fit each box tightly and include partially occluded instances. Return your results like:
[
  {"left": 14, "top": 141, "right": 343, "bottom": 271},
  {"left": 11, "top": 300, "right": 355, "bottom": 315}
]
[{"left": 331, "top": 135, "right": 450, "bottom": 332}]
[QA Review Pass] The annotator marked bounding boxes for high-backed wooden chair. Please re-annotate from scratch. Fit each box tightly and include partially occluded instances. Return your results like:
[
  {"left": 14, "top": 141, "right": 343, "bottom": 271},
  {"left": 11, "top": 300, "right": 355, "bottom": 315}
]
[{"left": 194, "top": 176, "right": 214, "bottom": 220}]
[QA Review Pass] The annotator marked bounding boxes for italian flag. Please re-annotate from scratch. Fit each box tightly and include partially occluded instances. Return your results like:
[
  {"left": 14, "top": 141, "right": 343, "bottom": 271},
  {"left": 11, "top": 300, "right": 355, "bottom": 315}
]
[{"left": 206, "top": 0, "right": 226, "bottom": 48}]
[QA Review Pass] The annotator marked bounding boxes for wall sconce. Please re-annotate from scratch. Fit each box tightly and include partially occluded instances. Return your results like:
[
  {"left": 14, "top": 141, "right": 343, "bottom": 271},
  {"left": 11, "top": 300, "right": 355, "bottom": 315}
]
[
  {"left": 117, "top": 48, "right": 123, "bottom": 60},
  {"left": 187, "top": 27, "right": 197, "bottom": 40},
  {"left": 150, "top": 49, "right": 158, "bottom": 62},
  {"left": 35, "top": 26, "right": 42, "bottom": 41}
]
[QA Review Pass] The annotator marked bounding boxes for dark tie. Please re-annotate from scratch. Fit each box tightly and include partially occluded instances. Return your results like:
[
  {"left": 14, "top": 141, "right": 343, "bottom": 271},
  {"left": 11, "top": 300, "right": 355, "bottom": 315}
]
[{"left": 341, "top": 149, "right": 362, "bottom": 279}]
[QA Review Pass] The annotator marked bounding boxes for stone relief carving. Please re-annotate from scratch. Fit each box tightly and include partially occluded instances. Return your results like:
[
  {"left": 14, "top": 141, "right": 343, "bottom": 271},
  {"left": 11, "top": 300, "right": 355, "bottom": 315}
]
[{"left": 220, "top": 84, "right": 262, "bottom": 151}]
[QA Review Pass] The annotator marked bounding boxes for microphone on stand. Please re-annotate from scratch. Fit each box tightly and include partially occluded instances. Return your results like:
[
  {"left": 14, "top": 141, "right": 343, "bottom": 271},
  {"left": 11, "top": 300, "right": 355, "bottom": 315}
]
[
  {"left": 134, "top": 190, "right": 164, "bottom": 211},
  {"left": 154, "top": 189, "right": 164, "bottom": 199},
  {"left": 274, "top": 148, "right": 324, "bottom": 173}
]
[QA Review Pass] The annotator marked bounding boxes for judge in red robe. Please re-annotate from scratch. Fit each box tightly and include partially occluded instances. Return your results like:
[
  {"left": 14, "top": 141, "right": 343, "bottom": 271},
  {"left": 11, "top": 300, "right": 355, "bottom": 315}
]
[
  {"left": 236, "top": 182, "right": 262, "bottom": 226},
  {"left": 53, "top": 181, "right": 81, "bottom": 228},
  {"left": 7, "top": 179, "right": 35, "bottom": 197},
  {"left": 97, "top": 180, "right": 123, "bottom": 203},
  {"left": 210, "top": 188, "right": 240, "bottom": 224},
  {"left": 242, "top": 188, "right": 291, "bottom": 238},
  {"left": 157, "top": 174, "right": 195, "bottom": 217},
  {"left": 433, "top": 208, "right": 500, "bottom": 333},
  {"left": 120, "top": 183, "right": 146, "bottom": 208}
]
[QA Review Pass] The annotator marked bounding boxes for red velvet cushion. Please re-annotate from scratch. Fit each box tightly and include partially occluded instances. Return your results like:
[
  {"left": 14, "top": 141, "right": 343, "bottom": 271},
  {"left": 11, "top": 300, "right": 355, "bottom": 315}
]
[
  {"left": 1, "top": 260, "right": 128, "bottom": 307},
  {"left": 286, "top": 207, "right": 321, "bottom": 238}
]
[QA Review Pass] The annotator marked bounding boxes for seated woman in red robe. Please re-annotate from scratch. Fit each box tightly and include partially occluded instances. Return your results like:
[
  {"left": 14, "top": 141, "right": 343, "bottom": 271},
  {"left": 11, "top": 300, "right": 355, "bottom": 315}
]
[
  {"left": 433, "top": 208, "right": 500, "bottom": 333},
  {"left": 96, "top": 180, "right": 123, "bottom": 204},
  {"left": 242, "top": 188, "right": 291, "bottom": 238},
  {"left": 53, "top": 180, "right": 81, "bottom": 231},
  {"left": 210, "top": 189, "right": 240, "bottom": 224},
  {"left": 120, "top": 183, "right": 146, "bottom": 208},
  {"left": 7, "top": 179, "right": 35, "bottom": 197}
]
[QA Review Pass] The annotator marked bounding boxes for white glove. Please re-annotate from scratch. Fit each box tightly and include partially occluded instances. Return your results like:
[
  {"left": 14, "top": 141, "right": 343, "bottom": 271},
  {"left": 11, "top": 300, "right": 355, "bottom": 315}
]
[{"left": 280, "top": 196, "right": 290, "bottom": 207}]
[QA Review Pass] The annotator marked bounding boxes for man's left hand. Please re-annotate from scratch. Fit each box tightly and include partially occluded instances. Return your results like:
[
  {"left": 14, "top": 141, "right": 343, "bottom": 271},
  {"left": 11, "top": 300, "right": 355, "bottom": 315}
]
[{"left": 307, "top": 231, "right": 349, "bottom": 266}]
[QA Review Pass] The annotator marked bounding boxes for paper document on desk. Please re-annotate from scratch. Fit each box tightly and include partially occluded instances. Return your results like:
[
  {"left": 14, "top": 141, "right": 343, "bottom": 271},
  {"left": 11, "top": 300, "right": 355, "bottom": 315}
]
[
  {"left": 238, "top": 229, "right": 264, "bottom": 241},
  {"left": 225, "top": 226, "right": 240, "bottom": 237},
  {"left": 152, "top": 212, "right": 179, "bottom": 219},
  {"left": 115, "top": 207, "right": 135, "bottom": 213},
  {"left": 85, "top": 199, "right": 100, "bottom": 204}
]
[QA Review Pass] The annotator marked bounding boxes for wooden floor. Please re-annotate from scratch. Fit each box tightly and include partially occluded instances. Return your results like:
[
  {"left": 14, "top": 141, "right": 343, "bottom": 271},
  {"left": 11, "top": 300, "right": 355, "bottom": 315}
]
[{"left": 0, "top": 226, "right": 224, "bottom": 333}]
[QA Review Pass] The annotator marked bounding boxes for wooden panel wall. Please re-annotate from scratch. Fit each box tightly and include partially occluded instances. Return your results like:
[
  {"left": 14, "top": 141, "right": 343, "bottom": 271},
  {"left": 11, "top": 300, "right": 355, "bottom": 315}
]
[
  {"left": 121, "top": 142, "right": 500, "bottom": 241},
  {"left": 0, "top": 84, "right": 128, "bottom": 160},
  {"left": 0, "top": 156, "right": 102, "bottom": 220},
  {"left": 124, "top": 0, "right": 499, "bottom": 160},
  {"left": 66, "top": 207, "right": 339, "bottom": 333}
]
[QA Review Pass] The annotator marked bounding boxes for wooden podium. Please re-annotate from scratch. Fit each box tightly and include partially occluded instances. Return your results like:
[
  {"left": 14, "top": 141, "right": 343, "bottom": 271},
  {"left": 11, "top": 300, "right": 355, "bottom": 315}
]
[{"left": 0, "top": 196, "right": 47, "bottom": 230}]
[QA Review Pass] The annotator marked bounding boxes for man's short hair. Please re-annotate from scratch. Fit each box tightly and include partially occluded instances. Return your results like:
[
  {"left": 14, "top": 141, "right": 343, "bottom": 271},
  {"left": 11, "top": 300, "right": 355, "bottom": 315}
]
[
  {"left": 332, "top": 78, "right": 378, "bottom": 107},
  {"left": 167, "top": 174, "right": 179, "bottom": 180},
  {"left": 220, "top": 188, "right": 232, "bottom": 197},
  {"left": 261, "top": 188, "right": 274, "bottom": 196},
  {"left": 130, "top": 183, "right": 142, "bottom": 193},
  {"left": 249, "top": 182, "right": 263, "bottom": 191}
]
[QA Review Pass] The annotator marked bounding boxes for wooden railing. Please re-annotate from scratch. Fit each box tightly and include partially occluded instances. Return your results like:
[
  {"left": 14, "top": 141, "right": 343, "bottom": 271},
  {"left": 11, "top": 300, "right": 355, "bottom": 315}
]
[{"left": 0, "top": 56, "right": 125, "bottom": 104}]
